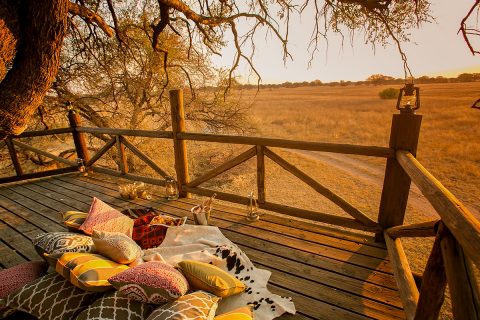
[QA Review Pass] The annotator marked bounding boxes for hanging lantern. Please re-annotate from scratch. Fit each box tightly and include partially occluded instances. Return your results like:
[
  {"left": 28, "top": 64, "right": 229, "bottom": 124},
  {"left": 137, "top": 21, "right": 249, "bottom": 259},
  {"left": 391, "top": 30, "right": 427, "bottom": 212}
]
[
  {"left": 165, "top": 176, "right": 178, "bottom": 200},
  {"left": 396, "top": 81, "right": 420, "bottom": 113}
]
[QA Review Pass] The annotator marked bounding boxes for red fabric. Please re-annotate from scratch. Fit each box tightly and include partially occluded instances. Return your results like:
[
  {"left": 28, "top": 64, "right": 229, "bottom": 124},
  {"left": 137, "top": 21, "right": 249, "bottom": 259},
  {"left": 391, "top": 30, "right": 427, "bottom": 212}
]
[
  {"left": 121, "top": 208, "right": 168, "bottom": 249},
  {"left": 0, "top": 261, "right": 48, "bottom": 299}
]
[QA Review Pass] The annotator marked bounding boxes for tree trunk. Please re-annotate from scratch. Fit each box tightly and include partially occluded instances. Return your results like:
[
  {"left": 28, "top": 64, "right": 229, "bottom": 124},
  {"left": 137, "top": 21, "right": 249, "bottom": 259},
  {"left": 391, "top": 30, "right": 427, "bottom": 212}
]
[
  {"left": 0, "top": 0, "right": 68, "bottom": 139},
  {"left": 0, "top": 0, "right": 20, "bottom": 81}
]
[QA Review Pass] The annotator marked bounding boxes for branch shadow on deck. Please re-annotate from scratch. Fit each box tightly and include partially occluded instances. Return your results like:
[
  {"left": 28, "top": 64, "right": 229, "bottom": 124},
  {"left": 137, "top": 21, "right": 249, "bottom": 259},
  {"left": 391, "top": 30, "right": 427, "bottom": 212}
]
[{"left": 0, "top": 173, "right": 406, "bottom": 319}]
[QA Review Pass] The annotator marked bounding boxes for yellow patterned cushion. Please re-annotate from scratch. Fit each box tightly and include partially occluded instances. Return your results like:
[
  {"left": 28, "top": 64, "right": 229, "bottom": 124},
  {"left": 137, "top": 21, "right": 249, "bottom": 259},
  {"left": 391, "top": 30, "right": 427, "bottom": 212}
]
[
  {"left": 60, "top": 211, "right": 87, "bottom": 231},
  {"left": 146, "top": 291, "right": 219, "bottom": 320},
  {"left": 177, "top": 260, "right": 246, "bottom": 298},
  {"left": 56, "top": 252, "right": 129, "bottom": 292},
  {"left": 214, "top": 306, "right": 253, "bottom": 320}
]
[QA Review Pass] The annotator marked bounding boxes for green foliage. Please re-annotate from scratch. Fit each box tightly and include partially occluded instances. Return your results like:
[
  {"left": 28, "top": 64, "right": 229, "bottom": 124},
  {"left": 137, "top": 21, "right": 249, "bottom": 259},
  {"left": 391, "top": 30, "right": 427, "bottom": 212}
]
[{"left": 379, "top": 88, "right": 400, "bottom": 99}]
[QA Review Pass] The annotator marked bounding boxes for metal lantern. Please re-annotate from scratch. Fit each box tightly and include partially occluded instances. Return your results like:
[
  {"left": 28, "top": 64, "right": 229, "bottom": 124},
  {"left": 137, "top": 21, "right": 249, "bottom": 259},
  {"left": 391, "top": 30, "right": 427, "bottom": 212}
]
[
  {"left": 76, "top": 158, "right": 88, "bottom": 176},
  {"left": 246, "top": 191, "right": 260, "bottom": 221},
  {"left": 165, "top": 176, "right": 178, "bottom": 200},
  {"left": 396, "top": 81, "right": 420, "bottom": 113}
]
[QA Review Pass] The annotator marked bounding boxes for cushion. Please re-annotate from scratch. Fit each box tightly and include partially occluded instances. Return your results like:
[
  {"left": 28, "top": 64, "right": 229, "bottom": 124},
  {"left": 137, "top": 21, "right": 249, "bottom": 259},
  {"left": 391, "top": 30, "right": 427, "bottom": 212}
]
[
  {"left": 75, "top": 290, "right": 154, "bottom": 320},
  {"left": 92, "top": 230, "right": 143, "bottom": 264},
  {"left": 33, "top": 232, "right": 96, "bottom": 265},
  {"left": 149, "top": 214, "right": 187, "bottom": 227},
  {"left": 146, "top": 291, "right": 219, "bottom": 320},
  {"left": 3, "top": 272, "right": 99, "bottom": 320},
  {"left": 79, "top": 197, "right": 134, "bottom": 236},
  {"left": 122, "top": 209, "right": 169, "bottom": 249},
  {"left": 0, "top": 261, "right": 48, "bottom": 299},
  {"left": 61, "top": 211, "right": 87, "bottom": 231},
  {"left": 108, "top": 261, "right": 189, "bottom": 304},
  {"left": 177, "top": 260, "right": 246, "bottom": 298},
  {"left": 56, "top": 252, "right": 129, "bottom": 292},
  {"left": 214, "top": 306, "right": 253, "bottom": 320}
]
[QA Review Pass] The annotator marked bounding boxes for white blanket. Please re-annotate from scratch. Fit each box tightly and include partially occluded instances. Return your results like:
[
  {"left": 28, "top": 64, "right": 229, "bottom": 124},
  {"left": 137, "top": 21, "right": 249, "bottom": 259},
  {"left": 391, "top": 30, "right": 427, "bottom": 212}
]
[{"left": 143, "top": 225, "right": 296, "bottom": 320}]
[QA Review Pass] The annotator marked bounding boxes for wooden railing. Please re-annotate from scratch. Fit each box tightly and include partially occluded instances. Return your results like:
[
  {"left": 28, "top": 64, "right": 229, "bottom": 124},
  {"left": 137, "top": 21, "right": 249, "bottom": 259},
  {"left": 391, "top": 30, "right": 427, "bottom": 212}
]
[{"left": 1, "top": 89, "right": 480, "bottom": 319}]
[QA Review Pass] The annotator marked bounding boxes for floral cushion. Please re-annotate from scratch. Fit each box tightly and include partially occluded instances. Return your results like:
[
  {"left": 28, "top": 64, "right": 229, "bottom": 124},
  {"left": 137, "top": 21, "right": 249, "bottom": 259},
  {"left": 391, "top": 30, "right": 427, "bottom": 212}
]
[
  {"left": 214, "top": 306, "right": 253, "bottom": 320},
  {"left": 60, "top": 211, "right": 88, "bottom": 231},
  {"left": 4, "top": 272, "right": 99, "bottom": 320},
  {"left": 56, "top": 252, "right": 129, "bottom": 292},
  {"left": 146, "top": 291, "right": 219, "bottom": 320},
  {"left": 178, "top": 260, "right": 246, "bottom": 298},
  {"left": 92, "top": 230, "right": 143, "bottom": 264},
  {"left": 75, "top": 290, "right": 154, "bottom": 320},
  {"left": 79, "top": 197, "right": 133, "bottom": 236},
  {"left": 33, "top": 232, "right": 96, "bottom": 265},
  {"left": 108, "top": 261, "right": 189, "bottom": 304}
]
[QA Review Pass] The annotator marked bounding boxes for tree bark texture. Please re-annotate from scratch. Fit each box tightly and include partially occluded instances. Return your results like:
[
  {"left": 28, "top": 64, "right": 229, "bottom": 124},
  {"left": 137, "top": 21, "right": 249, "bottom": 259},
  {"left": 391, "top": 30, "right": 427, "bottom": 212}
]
[
  {"left": 0, "top": 0, "right": 68, "bottom": 138},
  {"left": 0, "top": 0, "right": 20, "bottom": 81}
]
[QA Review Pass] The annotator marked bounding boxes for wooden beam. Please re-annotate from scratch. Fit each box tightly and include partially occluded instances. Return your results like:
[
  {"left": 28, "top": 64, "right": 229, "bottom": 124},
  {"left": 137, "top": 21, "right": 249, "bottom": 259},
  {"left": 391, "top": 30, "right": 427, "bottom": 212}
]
[
  {"left": 378, "top": 112, "right": 422, "bottom": 232},
  {"left": 397, "top": 150, "right": 480, "bottom": 268},
  {"left": 178, "top": 132, "right": 394, "bottom": 158},
  {"left": 386, "top": 220, "right": 439, "bottom": 239},
  {"left": 12, "top": 127, "right": 73, "bottom": 138},
  {"left": 115, "top": 136, "right": 128, "bottom": 174},
  {"left": 183, "top": 186, "right": 378, "bottom": 232},
  {"left": 76, "top": 127, "right": 173, "bottom": 139},
  {"left": 85, "top": 137, "right": 116, "bottom": 166},
  {"left": 264, "top": 147, "right": 377, "bottom": 228},
  {"left": 68, "top": 110, "right": 91, "bottom": 164},
  {"left": 187, "top": 147, "right": 256, "bottom": 188},
  {"left": 440, "top": 223, "right": 480, "bottom": 320},
  {"left": 170, "top": 89, "right": 190, "bottom": 197},
  {"left": 414, "top": 227, "right": 447, "bottom": 320},
  {"left": 0, "top": 167, "right": 78, "bottom": 184},
  {"left": 384, "top": 232, "right": 419, "bottom": 320},
  {"left": 12, "top": 140, "right": 77, "bottom": 166},
  {"left": 120, "top": 136, "right": 168, "bottom": 178},
  {"left": 256, "top": 145, "right": 266, "bottom": 204},
  {"left": 90, "top": 166, "right": 165, "bottom": 187},
  {"left": 6, "top": 138, "right": 23, "bottom": 176}
]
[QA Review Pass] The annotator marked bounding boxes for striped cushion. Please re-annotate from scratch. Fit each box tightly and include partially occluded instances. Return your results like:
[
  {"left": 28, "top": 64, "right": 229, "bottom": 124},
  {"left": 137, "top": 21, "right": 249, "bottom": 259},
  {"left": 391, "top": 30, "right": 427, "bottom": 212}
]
[
  {"left": 214, "top": 306, "right": 254, "bottom": 320},
  {"left": 60, "top": 211, "right": 87, "bottom": 231},
  {"left": 56, "top": 252, "right": 129, "bottom": 292}
]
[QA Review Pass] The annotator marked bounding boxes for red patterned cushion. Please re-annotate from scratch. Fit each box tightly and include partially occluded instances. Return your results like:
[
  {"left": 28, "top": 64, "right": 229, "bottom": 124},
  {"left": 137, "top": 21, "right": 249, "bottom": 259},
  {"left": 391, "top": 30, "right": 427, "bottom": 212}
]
[
  {"left": 0, "top": 261, "right": 48, "bottom": 299},
  {"left": 121, "top": 209, "right": 168, "bottom": 249},
  {"left": 108, "top": 261, "right": 189, "bottom": 304},
  {"left": 79, "top": 197, "right": 133, "bottom": 236}
]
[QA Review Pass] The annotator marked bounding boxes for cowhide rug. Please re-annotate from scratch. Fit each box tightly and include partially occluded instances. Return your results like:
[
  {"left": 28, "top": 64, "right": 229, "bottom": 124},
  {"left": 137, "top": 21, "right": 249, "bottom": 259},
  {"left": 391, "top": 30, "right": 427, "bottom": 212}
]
[{"left": 142, "top": 225, "right": 296, "bottom": 320}]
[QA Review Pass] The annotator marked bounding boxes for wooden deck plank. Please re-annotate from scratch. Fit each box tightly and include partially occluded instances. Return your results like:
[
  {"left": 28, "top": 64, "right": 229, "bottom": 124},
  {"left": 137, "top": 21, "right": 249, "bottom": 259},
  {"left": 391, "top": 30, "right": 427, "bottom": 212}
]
[
  {"left": 0, "top": 220, "right": 39, "bottom": 261},
  {"left": 0, "top": 239, "right": 27, "bottom": 268}
]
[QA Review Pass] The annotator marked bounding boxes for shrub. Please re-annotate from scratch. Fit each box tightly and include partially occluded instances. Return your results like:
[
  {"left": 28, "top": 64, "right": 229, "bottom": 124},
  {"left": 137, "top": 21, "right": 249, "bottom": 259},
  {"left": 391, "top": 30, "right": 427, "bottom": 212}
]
[{"left": 379, "top": 88, "right": 399, "bottom": 99}]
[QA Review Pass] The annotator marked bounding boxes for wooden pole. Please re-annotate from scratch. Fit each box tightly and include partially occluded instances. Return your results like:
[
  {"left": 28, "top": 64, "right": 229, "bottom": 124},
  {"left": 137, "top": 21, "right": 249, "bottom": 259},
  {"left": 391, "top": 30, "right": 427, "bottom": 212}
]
[
  {"left": 414, "top": 226, "right": 447, "bottom": 320},
  {"left": 169, "top": 89, "right": 190, "bottom": 198},
  {"left": 68, "top": 109, "right": 91, "bottom": 164},
  {"left": 6, "top": 137, "right": 23, "bottom": 176},
  {"left": 440, "top": 223, "right": 480, "bottom": 320},
  {"left": 115, "top": 135, "right": 128, "bottom": 174},
  {"left": 386, "top": 220, "right": 439, "bottom": 239},
  {"left": 377, "top": 110, "right": 422, "bottom": 239},
  {"left": 256, "top": 145, "right": 266, "bottom": 204}
]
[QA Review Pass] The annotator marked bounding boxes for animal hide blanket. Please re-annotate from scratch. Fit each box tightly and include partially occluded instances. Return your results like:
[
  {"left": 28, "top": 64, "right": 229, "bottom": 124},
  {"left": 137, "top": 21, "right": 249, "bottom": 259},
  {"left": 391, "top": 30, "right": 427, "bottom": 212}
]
[{"left": 143, "top": 225, "right": 296, "bottom": 320}]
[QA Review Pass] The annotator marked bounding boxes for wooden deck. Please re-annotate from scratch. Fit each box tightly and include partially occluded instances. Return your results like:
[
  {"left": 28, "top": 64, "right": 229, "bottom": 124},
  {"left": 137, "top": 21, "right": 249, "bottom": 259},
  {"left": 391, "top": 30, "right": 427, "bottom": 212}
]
[{"left": 0, "top": 172, "right": 405, "bottom": 319}]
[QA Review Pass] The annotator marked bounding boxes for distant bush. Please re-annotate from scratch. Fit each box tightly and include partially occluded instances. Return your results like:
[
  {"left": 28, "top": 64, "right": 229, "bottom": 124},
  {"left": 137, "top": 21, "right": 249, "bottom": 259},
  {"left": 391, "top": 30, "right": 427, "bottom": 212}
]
[{"left": 379, "top": 88, "right": 399, "bottom": 99}]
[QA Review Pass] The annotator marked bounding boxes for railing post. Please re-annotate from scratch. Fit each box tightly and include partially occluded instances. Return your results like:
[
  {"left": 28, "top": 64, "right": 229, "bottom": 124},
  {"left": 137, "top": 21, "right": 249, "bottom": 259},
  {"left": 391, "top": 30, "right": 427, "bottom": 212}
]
[
  {"left": 377, "top": 110, "right": 422, "bottom": 239},
  {"left": 6, "top": 137, "right": 23, "bottom": 176},
  {"left": 256, "top": 145, "right": 266, "bottom": 204},
  {"left": 169, "top": 89, "right": 190, "bottom": 198},
  {"left": 68, "top": 109, "right": 90, "bottom": 165},
  {"left": 116, "top": 136, "right": 128, "bottom": 174}
]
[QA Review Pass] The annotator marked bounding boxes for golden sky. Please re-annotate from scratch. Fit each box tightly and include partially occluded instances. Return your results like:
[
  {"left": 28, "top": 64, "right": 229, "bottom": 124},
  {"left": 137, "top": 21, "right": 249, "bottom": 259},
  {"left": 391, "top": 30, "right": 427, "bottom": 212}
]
[{"left": 213, "top": 1, "right": 480, "bottom": 83}]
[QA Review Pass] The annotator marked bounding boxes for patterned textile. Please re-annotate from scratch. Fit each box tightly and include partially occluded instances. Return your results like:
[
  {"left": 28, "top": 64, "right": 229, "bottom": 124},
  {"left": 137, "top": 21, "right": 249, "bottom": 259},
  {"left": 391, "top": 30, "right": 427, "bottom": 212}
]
[
  {"left": 61, "top": 211, "right": 88, "bottom": 231},
  {"left": 4, "top": 272, "right": 99, "bottom": 320},
  {"left": 122, "top": 208, "right": 168, "bottom": 249},
  {"left": 79, "top": 197, "right": 134, "bottom": 236},
  {"left": 56, "top": 252, "right": 129, "bottom": 292},
  {"left": 0, "top": 261, "right": 48, "bottom": 317},
  {"left": 149, "top": 215, "right": 187, "bottom": 227},
  {"left": 92, "top": 230, "right": 143, "bottom": 264},
  {"left": 75, "top": 290, "right": 154, "bottom": 320},
  {"left": 214, "top": 306, "right": 254, "bottom": 320},
  {"left": 108, "top": 261, "right": 189, "bottom": 304},
  {"left": 33, "top": 232, "right": 96, "bottom": 264},
  {"left": 178, "top": 260, "right": 245, "bottom": 298},
  {"left": 146, "top": 291, "right": 219, "bottom": 320}
]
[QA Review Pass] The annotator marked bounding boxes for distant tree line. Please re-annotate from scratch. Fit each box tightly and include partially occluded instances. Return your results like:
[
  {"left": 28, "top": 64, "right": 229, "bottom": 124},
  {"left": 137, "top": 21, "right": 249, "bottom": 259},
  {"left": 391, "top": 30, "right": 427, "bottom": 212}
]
[{"left": 221, "top": 73, "right": 480, "bottom": 90}]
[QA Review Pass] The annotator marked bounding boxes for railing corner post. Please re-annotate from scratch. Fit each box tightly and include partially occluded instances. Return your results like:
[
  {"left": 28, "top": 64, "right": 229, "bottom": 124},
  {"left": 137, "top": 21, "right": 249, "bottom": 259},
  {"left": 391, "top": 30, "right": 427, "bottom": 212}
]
[
  {"left": 169, "top": 89, "right": 190, "bottom": 198},
  {"left": 68, "top": 109, "right": 90, "bottom": 167}
]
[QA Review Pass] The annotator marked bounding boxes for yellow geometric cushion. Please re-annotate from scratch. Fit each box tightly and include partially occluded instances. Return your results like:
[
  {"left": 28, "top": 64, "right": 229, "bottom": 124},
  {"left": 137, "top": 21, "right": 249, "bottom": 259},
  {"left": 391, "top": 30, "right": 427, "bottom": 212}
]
[
  {"left": 214, "top": 306, "right": 254, "bottom": 320},
  {"left": 177, "top": 260, "right": 246, "bottom": 298},
  {"left": 60, "top": 211, "right": 88, "bottom": 231},
  {"left": 56, "top": 252, "right": 129, "bottom": 292}
]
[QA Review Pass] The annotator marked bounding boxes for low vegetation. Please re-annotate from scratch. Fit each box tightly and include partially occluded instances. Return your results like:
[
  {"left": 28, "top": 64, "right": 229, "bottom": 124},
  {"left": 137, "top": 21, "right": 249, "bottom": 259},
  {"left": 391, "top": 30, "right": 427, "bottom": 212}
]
[{"left": 379, "top": 87, "right": 400, "bottom": 99}]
